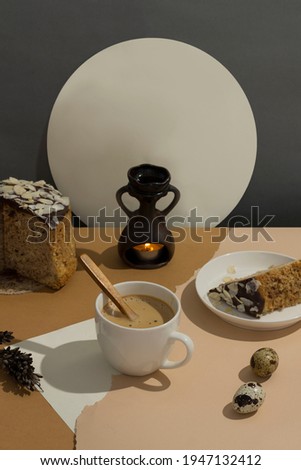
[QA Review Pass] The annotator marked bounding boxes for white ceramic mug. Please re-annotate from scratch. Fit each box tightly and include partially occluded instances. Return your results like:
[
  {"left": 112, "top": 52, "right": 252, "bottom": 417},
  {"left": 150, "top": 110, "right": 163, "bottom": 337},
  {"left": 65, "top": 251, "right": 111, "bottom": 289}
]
[{"left": 95, "top": 281, "right": 194, "bottom": 376}]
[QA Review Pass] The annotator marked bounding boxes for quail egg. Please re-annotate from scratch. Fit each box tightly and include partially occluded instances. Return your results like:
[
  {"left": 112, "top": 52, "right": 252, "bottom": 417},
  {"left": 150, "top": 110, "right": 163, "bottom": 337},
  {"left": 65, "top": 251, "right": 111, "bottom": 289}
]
[
  {"left": 232, "top": 382, "right": 266, "bottom": 414},
  {"left": 250, "top": 347, "right": 279, "bottom": 377}
]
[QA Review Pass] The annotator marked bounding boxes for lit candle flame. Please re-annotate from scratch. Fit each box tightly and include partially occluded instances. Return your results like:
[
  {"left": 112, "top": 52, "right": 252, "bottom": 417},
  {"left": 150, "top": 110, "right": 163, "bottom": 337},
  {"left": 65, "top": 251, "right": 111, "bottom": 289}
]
[{"left": 133, "top": 243, "right": 164, "bottom": 261}]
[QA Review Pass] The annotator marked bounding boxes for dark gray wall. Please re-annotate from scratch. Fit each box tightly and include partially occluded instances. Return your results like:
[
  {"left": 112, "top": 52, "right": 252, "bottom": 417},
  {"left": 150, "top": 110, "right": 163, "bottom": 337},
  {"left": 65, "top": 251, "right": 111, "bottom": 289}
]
[{"left": 1, "top": 1, "right": 300, "bottom": 226}]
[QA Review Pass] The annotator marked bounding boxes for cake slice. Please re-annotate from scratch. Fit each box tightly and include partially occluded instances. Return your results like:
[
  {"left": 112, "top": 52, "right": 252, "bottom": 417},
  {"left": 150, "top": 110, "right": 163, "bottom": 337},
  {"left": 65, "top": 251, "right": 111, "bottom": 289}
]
[
  {"left": 208, "top": 259, "right": 301, "bottom": 318},
  {"left": 0, "top": 177, "right": 77, "bottom": 289}
]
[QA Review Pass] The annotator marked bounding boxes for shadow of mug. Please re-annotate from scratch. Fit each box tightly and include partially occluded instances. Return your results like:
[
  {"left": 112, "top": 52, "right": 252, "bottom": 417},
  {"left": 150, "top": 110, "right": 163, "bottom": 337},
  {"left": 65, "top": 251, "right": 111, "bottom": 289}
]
[{"left": 17, "top": 339, "right": 172, "bottom": 394}]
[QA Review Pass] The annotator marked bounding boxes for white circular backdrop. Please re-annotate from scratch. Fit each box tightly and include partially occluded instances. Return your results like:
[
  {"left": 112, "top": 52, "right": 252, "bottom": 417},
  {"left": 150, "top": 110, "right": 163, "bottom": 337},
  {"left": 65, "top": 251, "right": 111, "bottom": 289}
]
[{"left": 47, "top": 38, "right": 257, "bottom": 226}]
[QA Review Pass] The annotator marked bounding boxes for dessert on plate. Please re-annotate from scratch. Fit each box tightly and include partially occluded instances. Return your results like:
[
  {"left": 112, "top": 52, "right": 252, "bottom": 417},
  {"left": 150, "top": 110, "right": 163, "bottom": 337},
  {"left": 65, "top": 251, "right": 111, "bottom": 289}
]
[{"left": 208, "top": 259, "right": 301, "bottom": 318}]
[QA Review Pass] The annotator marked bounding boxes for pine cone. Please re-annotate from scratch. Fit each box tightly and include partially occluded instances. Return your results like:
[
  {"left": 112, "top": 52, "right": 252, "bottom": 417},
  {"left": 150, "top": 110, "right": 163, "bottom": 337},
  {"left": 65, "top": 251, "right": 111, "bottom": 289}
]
[
  {"left": 0, "top": 330, "right": 14, "bottom": 344},
  {"left": 0, "top": 346, "right": 43, "bottom": 391}
]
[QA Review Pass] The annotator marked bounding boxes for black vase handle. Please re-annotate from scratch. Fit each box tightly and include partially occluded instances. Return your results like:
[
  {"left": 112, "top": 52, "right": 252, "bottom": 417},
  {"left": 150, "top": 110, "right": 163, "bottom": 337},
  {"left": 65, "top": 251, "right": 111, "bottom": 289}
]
[
  {"left": 116, "top": 185, "right": 134, "bottom": 217},
  {"left": 161, "top": 185, "right": 181, "bottom": 216}
]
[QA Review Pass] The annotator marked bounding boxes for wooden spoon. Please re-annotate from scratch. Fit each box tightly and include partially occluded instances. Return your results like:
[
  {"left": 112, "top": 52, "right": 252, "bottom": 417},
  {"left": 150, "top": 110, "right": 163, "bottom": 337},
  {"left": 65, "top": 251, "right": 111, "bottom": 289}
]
[{"left": 80, "top": 253, "right": 138, "bottom": 321}]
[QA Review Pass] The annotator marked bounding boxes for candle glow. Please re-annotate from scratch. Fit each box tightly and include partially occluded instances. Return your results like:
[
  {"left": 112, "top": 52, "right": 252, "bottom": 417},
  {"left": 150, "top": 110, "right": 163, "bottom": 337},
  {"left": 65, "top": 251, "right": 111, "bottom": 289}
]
[{"left": 133, "top": 243, "right": 164, "bottom": 262}]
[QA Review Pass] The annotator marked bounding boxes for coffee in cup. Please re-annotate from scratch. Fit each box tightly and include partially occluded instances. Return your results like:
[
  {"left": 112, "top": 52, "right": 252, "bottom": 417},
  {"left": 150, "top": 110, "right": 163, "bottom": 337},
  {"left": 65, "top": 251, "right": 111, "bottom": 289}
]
[{"left": 102, "top": 294, "right": 174, "bottom": 328}]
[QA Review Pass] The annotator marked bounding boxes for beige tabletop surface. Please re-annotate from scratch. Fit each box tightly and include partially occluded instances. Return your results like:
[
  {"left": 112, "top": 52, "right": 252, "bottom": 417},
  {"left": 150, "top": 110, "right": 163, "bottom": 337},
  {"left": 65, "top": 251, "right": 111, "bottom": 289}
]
[{"left": 1, "top": 227, "right": 301, "bottom": 450}]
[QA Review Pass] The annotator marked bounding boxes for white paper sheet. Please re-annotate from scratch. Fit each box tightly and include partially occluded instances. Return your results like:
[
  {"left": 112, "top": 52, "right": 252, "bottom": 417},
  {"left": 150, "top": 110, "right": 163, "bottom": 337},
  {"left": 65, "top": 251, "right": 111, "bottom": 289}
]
[{"left": 14, "top": 319, "right": 117, "bottom": 431}]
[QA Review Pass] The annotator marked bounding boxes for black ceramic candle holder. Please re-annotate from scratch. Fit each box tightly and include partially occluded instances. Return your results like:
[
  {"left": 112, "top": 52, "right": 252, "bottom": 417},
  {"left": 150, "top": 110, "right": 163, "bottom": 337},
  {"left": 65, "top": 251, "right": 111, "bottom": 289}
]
[{"left": 116, "top": 164, "right": 180, "bottom": 269}]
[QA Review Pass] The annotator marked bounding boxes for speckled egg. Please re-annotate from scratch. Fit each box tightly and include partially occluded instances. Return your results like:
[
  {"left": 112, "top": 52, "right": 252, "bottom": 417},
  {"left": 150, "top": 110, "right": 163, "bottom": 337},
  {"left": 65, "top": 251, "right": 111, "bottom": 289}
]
[
  {"left": 250, "top": 347, "right": 279, "bottom": 377},
  {"left": 232, "top": 382, "right": 266, "bottom": 414}
]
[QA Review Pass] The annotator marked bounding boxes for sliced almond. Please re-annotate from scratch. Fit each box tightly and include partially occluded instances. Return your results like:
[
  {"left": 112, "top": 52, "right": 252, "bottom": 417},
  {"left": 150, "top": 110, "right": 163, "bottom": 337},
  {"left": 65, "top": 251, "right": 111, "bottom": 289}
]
[
  {"left": 14, "top": 184, "right": 27, "bottom": 195},
  {"left": 58, "top": 196, "right": 69, "bottom": 206},
  {"left": 29, "top": 191, "right": 41, "bottom": 199},
  {"left": 24, "top": 183, "right": 36, "bottom": 191},
  {"left": 52, "top": 203, "right": 65, "bottom": 212},
  {"left": 39, "top": 198, "right": 53, "bottom": 205},
  {"left": 3, "top": 177, "right": 19, "bottom": 185},
  {"left": 0, "top": 185, "right": 14, "bottom": 194},
  {"left": 34, "top": 180, "right": 47, "bottom": 187},
  {"left": 22, "top": 191, "right": 35, "bottom": 200}
]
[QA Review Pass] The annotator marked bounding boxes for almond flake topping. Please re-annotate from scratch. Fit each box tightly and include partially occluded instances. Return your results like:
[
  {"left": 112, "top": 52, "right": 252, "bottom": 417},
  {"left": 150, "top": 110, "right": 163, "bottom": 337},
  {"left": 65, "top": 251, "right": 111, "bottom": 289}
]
[{"left": 0, "top": 177, "right": 70, "bottom": 228}]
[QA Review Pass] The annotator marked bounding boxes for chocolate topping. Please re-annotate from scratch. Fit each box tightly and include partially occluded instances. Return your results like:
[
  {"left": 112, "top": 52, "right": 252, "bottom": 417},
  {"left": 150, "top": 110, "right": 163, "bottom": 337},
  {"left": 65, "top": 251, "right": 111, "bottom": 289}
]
[
  {"left": 208, "top": 277, "right": 264, "bottom": 318},
  {"left": 0, "top": 177, "right": 70, "bottom": 229}
]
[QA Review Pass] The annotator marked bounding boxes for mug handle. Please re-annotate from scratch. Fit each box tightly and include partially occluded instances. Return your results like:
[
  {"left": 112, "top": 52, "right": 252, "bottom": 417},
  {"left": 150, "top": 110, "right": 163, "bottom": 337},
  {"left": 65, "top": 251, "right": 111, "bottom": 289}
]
[{"left": 160, "top": 331, "right": 194, "bottom": 369}]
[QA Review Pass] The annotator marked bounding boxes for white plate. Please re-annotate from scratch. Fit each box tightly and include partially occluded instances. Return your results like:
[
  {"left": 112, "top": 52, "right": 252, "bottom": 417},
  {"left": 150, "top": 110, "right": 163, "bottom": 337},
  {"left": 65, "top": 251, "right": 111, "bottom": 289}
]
[
  {"left": 195, "top": 251, "right": 301, "bottom": 330},
  {"left": 47, "top": 38, "right": 257, "bottom": 226}
]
